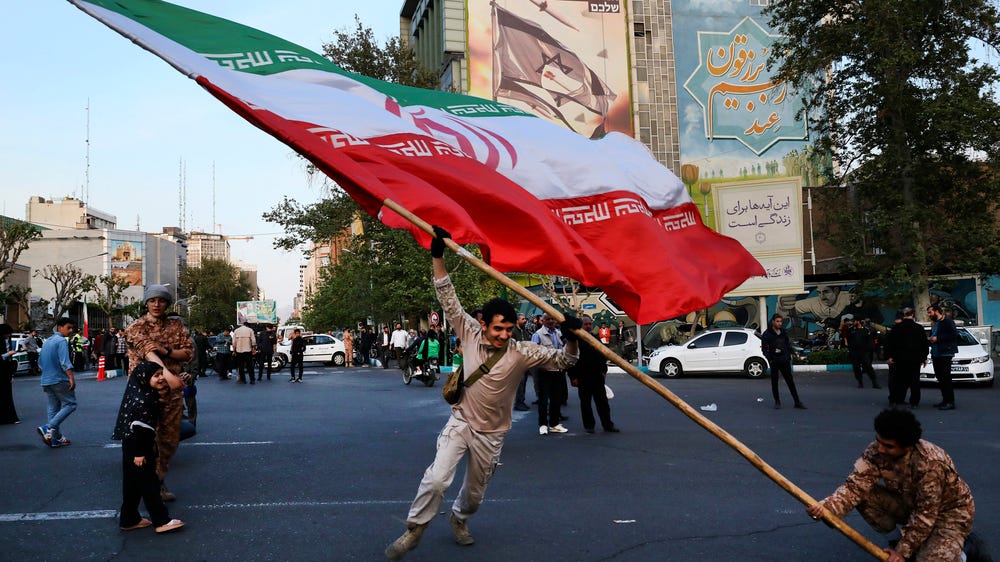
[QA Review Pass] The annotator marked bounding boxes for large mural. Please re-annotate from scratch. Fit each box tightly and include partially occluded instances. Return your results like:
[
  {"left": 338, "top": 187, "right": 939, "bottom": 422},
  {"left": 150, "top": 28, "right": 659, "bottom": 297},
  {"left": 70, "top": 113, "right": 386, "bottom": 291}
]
[
  {"left": 467, "top": 0, "right": 632, "bottom": 139},
  {"left": 672, "top": 0, "right": 823, "bottom": 225},
  {"left": 110, "top": 240, "right": 143, "bottom": 286}
]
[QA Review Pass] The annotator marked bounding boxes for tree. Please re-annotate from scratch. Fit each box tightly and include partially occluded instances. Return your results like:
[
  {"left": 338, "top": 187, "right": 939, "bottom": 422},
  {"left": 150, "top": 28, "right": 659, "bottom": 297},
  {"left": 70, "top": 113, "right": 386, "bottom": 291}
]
[
  {"left": 180, "top": 258, "right": 252, "bottom": 331},
  {"left": 322, "top": 15, "right": 439, "bottom": 89},
  {"left": 0, "top": 217, "right": 42, "bottom": 289},
  {"left": 34, "top": 264, "right": 96, "bottom": 331},
  {"left": 296, "top": 193, "right": 502, "bottom": 330},
  {"left": 92, "top": 274, "right": 134, "bottom": 329},
  {"left": 764, "top": 0, "right": 1000, "bottom": 315}
]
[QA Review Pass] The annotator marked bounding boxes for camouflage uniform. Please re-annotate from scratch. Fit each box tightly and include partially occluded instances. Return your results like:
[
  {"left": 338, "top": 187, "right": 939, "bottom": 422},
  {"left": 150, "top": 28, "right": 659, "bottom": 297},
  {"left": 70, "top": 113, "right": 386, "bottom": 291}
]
[
  {"left": 126, "top": 314, "right": 194, "bottom": 480},
  {"left": 820, "top": 440, "right": 974, "bottom": 561}
]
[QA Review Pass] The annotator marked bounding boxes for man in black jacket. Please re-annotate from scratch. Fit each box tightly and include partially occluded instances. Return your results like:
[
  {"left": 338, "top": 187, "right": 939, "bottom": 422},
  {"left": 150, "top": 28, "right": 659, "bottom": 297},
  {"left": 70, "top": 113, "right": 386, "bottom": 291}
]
[
  {"left": 848, "top": 318, "right": 881, "bottom": 389},
  {"left": 884, "top": 308, "right": 929, "bottom": 408},
  {"left": 567, "top": 315, "right": 618, "bottom": 433},
  {"left": 927, "top": 305, "right": 959, "bottom": 410},
  {"left": 760, "top": 314, "right": 804, "bottom": 409}
]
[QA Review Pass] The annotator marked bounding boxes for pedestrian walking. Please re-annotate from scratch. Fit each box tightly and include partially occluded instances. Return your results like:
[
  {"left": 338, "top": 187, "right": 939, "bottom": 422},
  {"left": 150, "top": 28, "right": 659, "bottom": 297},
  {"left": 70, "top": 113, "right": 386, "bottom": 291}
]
[
  {"left": 288, "top": 329, "right": 305, "bottom": 382},
  {"left": 38, "top": 318, "right": 77, "bottom": 447},
  {"left": 761, "top": 314, "right": 805, "bottom": 409}
]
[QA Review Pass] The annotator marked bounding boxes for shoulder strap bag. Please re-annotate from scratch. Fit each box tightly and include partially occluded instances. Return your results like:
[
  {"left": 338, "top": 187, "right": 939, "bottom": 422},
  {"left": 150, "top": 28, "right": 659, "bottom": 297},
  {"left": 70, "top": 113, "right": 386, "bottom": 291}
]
[{"left": 442, "top": 344, "right": 508, "bottom": 405}]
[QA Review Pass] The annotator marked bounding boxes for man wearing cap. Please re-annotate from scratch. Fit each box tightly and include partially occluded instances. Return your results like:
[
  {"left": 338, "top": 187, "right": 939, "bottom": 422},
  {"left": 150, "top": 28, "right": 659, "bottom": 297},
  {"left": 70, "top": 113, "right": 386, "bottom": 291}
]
[{"left": 126, "top": 284, "right": 194, "bottom": 502}]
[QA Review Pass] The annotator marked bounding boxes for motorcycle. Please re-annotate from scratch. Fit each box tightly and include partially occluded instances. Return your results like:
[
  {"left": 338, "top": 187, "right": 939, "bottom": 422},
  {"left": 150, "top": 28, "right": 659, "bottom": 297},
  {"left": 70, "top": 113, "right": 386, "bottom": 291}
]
[{"left": 403, "top": 353, "right": 439, "bottom": 387}]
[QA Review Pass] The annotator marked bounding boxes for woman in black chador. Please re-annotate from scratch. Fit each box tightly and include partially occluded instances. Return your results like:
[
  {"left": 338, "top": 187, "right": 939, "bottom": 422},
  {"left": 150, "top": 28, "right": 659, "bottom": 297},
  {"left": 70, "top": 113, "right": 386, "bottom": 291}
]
[
  {"left": 0, "top": 324, "right": 21, "bottom": 425},
  {"left": 113, "top": 362, "right": 184, "bottom": 534}
]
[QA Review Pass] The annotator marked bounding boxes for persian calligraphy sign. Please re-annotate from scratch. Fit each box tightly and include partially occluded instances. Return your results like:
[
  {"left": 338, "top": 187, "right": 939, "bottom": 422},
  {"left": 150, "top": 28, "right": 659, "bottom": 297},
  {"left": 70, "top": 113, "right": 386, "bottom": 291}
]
[
  {"left": 684, "top": 17, "right": 807, "bottom": 155},
  {"left": 714, "top": 178, "right": 803, "bottom": 296}
]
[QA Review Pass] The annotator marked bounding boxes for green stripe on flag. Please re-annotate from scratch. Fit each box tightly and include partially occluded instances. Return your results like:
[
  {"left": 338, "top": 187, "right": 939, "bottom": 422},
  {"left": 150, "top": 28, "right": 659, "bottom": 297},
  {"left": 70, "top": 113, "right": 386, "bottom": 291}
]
[{"left": 81, "top": 0, "right": 534, "bottom": 118}]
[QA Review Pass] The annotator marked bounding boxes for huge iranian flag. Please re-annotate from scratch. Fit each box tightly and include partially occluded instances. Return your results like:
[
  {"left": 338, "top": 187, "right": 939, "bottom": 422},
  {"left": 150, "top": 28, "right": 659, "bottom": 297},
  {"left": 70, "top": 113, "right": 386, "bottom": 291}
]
[{"left": 69, "top": 0, "right": 764, "bottom": 323}]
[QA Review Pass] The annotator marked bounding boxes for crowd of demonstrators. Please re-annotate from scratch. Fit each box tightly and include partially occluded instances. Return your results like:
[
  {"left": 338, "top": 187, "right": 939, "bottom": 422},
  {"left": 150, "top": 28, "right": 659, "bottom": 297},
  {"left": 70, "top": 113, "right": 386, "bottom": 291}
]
[{"left": 384, "top": 227, "right": 581, "bottom": 560}]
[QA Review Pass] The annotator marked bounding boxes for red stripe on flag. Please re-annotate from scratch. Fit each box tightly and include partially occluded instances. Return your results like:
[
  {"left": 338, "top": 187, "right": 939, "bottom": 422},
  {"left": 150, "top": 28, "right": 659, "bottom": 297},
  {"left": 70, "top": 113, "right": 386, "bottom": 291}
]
[{"left": 198, "top": 77, "right": 763, "bottom": 323}]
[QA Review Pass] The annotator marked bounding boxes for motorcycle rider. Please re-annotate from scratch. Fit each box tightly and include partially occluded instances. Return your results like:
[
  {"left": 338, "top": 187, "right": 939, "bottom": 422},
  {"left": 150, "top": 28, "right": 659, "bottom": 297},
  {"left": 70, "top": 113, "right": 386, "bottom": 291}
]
[{"left": 412, "top": 329, "right": 440, "bottom": 376}]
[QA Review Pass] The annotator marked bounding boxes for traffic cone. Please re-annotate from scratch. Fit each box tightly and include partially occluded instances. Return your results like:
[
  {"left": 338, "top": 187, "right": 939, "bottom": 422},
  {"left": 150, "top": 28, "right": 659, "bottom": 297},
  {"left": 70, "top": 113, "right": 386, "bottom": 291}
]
[{"left": 97, "top": 356, "right": 106, "bottom": 381}]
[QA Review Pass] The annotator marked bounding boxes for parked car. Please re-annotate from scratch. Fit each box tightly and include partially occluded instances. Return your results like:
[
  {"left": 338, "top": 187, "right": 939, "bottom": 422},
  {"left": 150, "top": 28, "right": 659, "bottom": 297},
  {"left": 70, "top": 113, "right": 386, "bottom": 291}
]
[
  {"left": 274, "top": 333, "right": 346, "bottom": 368},
  {"left": 919, "top": 327, "right": 994, "bottom": 386},
  {"left": 10, "top": 333, "right": 39, "bottom": 375},
  {"left": 647, "top": 328, "right": 768, "bottom": 378}
]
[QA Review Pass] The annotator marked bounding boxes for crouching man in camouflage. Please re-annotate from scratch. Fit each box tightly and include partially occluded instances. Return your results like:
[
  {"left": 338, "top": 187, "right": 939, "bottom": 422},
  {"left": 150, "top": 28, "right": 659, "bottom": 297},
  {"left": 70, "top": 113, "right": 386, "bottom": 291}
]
[{"left": 807, "top": 408, "right": 974, "bottom": 562}]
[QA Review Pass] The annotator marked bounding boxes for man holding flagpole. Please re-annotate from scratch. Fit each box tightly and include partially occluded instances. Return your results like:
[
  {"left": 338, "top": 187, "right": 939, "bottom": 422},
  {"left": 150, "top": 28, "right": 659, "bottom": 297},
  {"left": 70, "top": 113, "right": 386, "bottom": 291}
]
[{"left": 385, "top": 228, "right": 581, "bottom": 560}]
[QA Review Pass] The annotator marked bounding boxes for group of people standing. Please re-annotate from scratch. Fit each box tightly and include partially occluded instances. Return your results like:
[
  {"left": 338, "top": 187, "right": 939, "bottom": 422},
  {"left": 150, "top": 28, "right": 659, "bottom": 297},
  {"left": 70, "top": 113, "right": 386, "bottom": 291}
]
[{"left": 762, "top": 304, "right": 962, "bottom": 412}]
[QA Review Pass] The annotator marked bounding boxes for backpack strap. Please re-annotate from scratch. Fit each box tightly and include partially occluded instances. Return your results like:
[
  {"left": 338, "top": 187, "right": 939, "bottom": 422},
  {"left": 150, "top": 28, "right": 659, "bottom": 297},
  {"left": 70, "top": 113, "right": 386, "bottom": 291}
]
[{"left": 462, "top": 344, "right": 509, "bottom": 387}]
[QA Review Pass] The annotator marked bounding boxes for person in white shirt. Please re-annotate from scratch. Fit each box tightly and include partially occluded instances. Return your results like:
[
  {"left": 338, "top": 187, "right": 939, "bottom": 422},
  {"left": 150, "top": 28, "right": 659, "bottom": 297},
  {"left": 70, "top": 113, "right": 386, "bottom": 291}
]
[{"left": 389, "top": 323, "right": 409, "bottom": 370}]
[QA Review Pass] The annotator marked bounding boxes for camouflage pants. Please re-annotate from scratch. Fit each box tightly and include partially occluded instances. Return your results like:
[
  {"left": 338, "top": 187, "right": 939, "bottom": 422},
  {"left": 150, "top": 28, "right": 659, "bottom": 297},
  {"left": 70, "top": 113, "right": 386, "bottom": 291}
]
[
  {"left": 859, "top": 484, "right": 972, "bottom": 562},
  {"left": 156, "top": 389, "right": 184, "bottom": 481}
]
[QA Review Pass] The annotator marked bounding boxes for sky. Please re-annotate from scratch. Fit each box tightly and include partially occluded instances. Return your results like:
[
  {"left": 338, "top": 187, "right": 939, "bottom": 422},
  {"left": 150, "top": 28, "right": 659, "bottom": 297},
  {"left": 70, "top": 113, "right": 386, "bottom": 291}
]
[{"left": 0, "top": 0, "right": 403, "bottom": 321}]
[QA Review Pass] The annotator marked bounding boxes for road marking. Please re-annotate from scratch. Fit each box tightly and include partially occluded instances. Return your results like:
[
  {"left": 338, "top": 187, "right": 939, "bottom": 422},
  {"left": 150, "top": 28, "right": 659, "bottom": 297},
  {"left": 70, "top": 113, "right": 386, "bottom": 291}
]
[
  {"left": 102, "top": 441, "right": 274, "bottom": 449},
  {"left": 0, "top": 499, "right": 518, "bottom": 523}
]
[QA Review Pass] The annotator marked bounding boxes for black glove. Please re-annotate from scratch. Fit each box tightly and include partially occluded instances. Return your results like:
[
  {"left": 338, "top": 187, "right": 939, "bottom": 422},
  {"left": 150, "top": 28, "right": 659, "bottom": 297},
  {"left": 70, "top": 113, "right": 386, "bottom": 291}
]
[
  {"left": 560, "top": 315, "right": 582, "bottom": 342},
  {"left": 430, "top": 225, "right": 451, "bottom": 258}
]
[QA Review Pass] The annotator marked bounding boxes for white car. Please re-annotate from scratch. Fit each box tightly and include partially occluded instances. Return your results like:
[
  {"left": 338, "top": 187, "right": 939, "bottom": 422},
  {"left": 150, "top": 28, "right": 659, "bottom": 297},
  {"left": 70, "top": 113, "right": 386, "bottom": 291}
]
[
  {"left": 275, "top": 333, "right": 347, "bottom": 367},
  {"left": 919, "top": 327, "right": 994, "bottom": 386},
  {"left": 647, "top": 328, "right": 769, "bottom": 378}
]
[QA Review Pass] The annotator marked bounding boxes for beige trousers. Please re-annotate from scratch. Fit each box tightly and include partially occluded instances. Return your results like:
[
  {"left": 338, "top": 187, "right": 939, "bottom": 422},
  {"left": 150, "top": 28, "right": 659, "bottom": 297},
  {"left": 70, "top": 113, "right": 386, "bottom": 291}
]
[{"left": 406, "top": 412, "right": 506, "bottom": 525}]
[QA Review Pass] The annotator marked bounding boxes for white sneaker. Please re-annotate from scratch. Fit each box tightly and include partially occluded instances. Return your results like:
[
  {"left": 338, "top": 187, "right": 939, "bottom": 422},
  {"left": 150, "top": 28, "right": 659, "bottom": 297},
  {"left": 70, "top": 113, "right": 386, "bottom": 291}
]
[
  {"left": 538, "top": 425, "right": 548, "bottom": 435},
  {"left": 549, "top": 424, "right": 568, "bottom": 433},
  {"left": 414, "top": 368, "right": 422, "bottom": 375}
]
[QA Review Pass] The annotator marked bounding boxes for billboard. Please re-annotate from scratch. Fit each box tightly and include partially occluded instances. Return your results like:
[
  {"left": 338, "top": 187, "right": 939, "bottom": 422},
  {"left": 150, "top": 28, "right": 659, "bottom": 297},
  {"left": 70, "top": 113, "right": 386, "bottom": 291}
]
[
  {"left": 672, "top": 1, "right": 821, "bottom": 229},
  {"left": 713, "top": 177, "right": 804, "bottom": 296},
  {"left": 467, "top": 0, "right": 632, "bottom": 139},
  {"left": 237, "top": 300, "right": 278, "bottom": 324},
  {"left": 110, "top": 240, "right": 143, "bottom": 286}
]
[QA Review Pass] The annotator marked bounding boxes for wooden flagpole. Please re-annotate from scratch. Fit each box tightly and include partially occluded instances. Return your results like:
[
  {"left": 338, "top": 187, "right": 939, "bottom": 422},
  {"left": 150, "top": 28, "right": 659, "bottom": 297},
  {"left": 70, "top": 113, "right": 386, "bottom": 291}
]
[{"left": 382, "top": 198, "right": 889, "bottom": 561}]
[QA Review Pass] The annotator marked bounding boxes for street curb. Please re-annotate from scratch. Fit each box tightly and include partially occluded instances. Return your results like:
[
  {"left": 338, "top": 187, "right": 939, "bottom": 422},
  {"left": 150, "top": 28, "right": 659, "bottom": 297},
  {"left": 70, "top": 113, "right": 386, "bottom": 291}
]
[{"left": 606, "top": 364, "right": 889, "bottom": 375}]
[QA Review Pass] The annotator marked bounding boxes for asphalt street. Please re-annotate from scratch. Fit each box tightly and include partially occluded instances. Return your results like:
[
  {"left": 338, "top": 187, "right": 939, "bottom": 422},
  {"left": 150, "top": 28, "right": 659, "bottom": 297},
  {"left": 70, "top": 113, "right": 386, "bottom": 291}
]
[{"left": 2, "top": 363, "right": 997, "bottom": 561}]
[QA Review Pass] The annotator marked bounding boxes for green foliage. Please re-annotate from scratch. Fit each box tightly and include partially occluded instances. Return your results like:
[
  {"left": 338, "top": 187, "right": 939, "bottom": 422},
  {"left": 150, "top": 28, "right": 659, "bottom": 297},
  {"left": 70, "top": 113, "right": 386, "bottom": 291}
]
[
  {"left": 92, "top": 274, "right": 133, "bottom": 329},
  {"left": 179, "top": 258, "right": 252, "bottom": 332},
  {"left": 765, "top": 0, "right": 1000, "bottom": 311},
  {"left": 299, "top": 205, "right": 502, "bottom": 331},
  {"left": 0, "top": 218, "right": 42, "bottom": 288},
  {"left": 322, "top": 15, "right": 439, "bottom": 89},
  {"left": 801, "top": 349, "right": 851, "bottom": 365}
]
